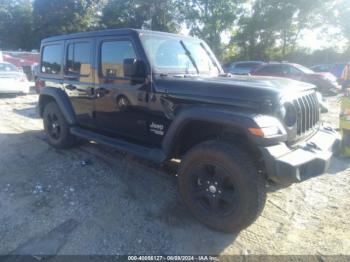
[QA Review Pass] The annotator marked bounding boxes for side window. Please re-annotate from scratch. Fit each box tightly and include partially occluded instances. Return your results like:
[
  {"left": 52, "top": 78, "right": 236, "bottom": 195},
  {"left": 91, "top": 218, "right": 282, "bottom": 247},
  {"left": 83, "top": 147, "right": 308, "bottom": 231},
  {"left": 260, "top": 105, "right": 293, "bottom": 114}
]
[
  {"left": 65, "top": 42, "right": 92, "bottom": 76},
  {"left": 100, "top": 40, "right": 136, "bottom": 78},
  {"left": 272, "top": 65, "right": 284, "bottom": 74},
  {"left": 41, "top": 44, "right": 63, "bottom": 75},
  {"left": 229, "top": 63, "right": 236, "bottom": 70},
  {"left": 257, "top": 65, "right": 279, "bottom": 74}
]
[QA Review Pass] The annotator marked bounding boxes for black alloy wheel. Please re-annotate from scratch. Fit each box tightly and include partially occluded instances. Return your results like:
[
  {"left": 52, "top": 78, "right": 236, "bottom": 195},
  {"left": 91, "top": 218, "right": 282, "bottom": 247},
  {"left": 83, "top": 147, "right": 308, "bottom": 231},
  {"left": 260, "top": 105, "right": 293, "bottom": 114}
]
[
  {"left": 189, "top": 162, "right": 238, "bottom": 217},
  {"left": 43, "top": 101, "right": 76, "bottom": 149},
  {"left": 46, "top": 111, "right": 61, "bottom": 140},
  {"left": 178, "top": 140, "right": 266, "bottom": 233}
]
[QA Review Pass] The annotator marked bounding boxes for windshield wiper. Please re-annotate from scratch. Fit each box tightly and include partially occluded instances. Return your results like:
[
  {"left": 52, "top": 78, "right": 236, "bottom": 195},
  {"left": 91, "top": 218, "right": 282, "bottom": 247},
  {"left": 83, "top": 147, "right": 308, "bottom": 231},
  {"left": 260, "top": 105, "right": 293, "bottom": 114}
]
[
  {"left": 180, "top": 40, "right": 199, "bottom": 75},
  {"left": 200, "top": 42, "right": 221, "bottom": 74}
]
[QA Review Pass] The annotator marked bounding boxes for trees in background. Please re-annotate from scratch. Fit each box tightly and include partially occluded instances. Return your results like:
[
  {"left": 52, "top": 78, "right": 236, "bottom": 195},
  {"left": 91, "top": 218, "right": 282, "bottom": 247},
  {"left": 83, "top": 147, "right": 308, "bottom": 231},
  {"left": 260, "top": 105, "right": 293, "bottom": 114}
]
[
  {"left": 337, "top": 0, "right": 350, "bottom": 53},
  {"left": 0, "top": 0, "right": 34, "bottom": 50},
  {"left": 231, "top": 0, "right": 335, "bottom": 61},
  {"left": 0, "top": 0, "right": 349, "bottom": 65},
  {"left": 32, "top": 0, "right": 102, "bottom": 47},
  {"left": 177, "top": 0, "right": 244, "bottom": 58},
  {"left": 101, "top": 0, "right": 181, "bottom": 33},
  {"left": 0, "top": 0, "right": 102, "bottom": 50}
]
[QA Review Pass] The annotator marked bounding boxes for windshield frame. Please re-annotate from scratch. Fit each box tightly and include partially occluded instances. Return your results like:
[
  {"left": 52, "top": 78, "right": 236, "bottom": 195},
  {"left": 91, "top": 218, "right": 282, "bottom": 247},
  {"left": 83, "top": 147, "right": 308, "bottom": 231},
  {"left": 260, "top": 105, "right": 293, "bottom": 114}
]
[{"left": 139, "top": 32, "right": 223, "bottom": 75}]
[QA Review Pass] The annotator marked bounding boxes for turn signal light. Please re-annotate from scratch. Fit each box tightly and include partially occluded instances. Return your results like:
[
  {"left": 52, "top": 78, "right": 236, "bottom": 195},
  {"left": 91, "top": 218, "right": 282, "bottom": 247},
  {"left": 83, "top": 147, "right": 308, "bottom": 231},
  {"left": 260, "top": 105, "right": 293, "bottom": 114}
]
[{"left": 248, "top": 128, "right": 264, "bottom": 137}]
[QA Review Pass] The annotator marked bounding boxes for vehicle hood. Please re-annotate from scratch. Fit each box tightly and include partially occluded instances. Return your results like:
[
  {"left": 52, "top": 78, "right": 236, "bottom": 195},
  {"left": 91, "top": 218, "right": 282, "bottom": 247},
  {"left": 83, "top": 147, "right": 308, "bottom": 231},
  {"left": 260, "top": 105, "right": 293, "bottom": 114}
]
[
  {"left": 308, "top": 72, "right": 338, "bottom": 82},
  {"left": 154, "top": 74, "right": 315, "bottom": 111}
]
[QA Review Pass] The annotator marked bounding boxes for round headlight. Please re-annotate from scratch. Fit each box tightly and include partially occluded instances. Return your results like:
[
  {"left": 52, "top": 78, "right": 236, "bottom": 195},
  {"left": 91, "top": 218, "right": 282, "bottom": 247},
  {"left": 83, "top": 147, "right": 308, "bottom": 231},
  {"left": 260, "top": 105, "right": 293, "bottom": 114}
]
[{"left": 283, "top": 102, "right": 297, "bottom": 127}]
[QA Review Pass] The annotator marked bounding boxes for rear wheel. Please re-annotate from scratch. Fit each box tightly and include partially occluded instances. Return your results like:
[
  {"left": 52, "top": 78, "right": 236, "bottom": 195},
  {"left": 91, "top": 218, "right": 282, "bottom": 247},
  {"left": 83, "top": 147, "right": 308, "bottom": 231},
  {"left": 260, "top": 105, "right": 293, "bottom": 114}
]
[
  {"left": 43, "top": 101, "right": 76, "bottom": 149},
  {"left": 178, "top": 140, "right": 266, "bottom": 233}
]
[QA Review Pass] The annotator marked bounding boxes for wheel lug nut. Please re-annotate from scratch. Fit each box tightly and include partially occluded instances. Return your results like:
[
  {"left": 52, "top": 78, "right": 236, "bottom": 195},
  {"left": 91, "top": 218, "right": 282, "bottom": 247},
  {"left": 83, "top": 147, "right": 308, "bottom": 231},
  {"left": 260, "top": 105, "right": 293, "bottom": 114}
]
[
  {"left": 214, "top": 182, "right": 218, "bottom": 185},
  {"left": 218, "top": 191, "right": 222, "bottom": 194},
  {"left": 207, "top": 181, "right": 210, "bottom": 184}
]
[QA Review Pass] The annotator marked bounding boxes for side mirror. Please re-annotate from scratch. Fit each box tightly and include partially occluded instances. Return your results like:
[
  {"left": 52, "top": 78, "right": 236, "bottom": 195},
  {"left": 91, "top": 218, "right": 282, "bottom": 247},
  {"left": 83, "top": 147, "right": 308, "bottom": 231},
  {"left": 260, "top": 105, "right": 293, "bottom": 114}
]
[{"left": 123, "top": 59, "right": 147, "bottom": 82}]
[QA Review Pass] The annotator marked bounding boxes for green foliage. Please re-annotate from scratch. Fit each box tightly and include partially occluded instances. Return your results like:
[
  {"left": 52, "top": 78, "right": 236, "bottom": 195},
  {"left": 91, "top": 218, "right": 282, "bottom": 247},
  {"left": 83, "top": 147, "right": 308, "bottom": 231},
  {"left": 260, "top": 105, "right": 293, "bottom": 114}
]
[
  {"left": 0, "top": 0, "right": 349, "bottom": 67},
  {"left": 32, "top": 0, "right": 102, "bottom": 46},
  {"left": 101, "top": 0, "right": 181, "bottom": 33},
  {"left": 232, "top": 0, "right": 334, "bottom": 61},
  {"left": 178, "top": 0, "right": 244, "bottom": 59},
  {"left": 0, "top": 0, "right": 34, "bottom": 50},
  {"left": 337, "top": 0, "right": 350, "bottom": 50}
]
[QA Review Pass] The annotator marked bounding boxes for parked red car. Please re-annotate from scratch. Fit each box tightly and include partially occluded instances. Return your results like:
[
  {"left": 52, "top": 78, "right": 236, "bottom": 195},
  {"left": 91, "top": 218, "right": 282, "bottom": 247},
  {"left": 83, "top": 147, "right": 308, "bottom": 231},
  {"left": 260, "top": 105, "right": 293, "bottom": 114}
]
[
  {"left": 251, "top": 63, "right": 341, "bottom": 95},
  {"left": 2, "top": 51, "right": 39, "bottom": 81}
]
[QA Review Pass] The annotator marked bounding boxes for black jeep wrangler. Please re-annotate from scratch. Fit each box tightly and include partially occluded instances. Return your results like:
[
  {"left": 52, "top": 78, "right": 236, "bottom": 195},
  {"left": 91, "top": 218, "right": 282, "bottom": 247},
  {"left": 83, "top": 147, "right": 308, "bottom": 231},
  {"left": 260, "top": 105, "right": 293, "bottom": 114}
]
[{"left": 37, "top": 29, "right": 340, "bottom": 233}]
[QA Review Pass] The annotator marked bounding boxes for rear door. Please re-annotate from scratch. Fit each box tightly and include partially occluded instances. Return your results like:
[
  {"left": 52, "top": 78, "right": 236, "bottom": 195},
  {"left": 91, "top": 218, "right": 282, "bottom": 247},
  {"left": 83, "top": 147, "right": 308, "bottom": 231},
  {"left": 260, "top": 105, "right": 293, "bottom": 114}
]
[
  {"left": 39, "top": 42, "right": 64, "bottom": 92},
  {"left": 63, "top": 39, "right": 95, "bottom": 128}
]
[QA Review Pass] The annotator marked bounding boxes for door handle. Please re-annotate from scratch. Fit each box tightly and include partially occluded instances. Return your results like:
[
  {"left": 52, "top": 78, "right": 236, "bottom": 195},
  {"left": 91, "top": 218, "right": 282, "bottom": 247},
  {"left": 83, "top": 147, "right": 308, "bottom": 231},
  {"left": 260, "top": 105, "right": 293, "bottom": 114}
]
[{"left": 65, "top": 84, "right": 77, "bottom": 91}]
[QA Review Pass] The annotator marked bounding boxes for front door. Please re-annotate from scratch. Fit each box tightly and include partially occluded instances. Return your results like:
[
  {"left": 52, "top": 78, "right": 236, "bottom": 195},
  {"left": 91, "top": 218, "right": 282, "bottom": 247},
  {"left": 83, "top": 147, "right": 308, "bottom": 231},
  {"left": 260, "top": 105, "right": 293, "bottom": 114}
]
[
  {"left": 94, "top": 37, "right": 151, "bottom": 145},
  {"left": 63, "top": 39, "right": 95, "bottom": 128}
]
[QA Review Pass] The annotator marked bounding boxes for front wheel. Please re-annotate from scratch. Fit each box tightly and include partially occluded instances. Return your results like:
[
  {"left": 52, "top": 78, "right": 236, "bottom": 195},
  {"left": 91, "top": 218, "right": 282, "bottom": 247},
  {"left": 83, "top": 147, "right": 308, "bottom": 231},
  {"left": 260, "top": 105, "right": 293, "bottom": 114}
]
[{"left": 178, "top": 140, "right": 266, "bottom": 233}]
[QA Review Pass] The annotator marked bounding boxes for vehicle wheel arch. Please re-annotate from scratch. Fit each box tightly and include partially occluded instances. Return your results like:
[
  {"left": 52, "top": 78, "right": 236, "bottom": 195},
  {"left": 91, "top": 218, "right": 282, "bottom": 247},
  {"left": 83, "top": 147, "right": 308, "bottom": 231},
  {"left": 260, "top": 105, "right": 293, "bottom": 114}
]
[
  {"left": 162, "top": 109, "right": 259, "bottom": 159},
  {"left": 38, "top": 87, "right": 76, "bottom": 125}
]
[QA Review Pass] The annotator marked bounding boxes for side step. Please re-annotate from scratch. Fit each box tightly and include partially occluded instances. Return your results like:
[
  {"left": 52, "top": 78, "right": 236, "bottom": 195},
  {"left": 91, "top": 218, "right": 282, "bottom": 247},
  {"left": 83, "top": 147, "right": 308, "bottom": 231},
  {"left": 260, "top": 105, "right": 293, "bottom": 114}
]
[{"left": 70, "top": 127, "right": 166, "bottom": 164}]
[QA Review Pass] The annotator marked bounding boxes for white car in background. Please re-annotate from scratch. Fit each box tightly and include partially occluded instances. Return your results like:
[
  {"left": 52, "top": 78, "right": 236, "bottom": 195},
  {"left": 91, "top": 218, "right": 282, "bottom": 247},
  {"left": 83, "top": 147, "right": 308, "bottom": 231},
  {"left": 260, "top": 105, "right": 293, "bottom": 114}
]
[{"left": 0, "top": 62, "right": 31, "bottom": 94}]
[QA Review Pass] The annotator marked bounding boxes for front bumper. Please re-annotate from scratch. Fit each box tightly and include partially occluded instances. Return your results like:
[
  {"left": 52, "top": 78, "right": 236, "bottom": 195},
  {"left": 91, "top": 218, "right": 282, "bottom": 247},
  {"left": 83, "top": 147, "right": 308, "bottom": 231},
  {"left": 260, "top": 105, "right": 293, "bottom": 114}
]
[{"left": 260, "top": 125, "right": 341, "bottom": 186}]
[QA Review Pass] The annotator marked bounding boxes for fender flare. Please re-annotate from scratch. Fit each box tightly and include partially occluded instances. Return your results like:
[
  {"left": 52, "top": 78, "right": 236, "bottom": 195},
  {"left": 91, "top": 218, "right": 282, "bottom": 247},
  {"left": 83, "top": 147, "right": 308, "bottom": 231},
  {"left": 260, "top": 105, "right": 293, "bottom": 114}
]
[
  {"left": 162, "top": 107, "right": 259, "bottom": 157},
  {"left": 38, "top": 87, "right": 76, "bottom": 125}
]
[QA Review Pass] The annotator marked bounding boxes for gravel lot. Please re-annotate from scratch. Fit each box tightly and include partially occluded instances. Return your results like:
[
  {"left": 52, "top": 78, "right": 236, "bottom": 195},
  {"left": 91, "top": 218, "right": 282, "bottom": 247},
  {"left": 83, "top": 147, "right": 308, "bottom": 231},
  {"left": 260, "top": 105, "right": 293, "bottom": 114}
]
[{"left": 0, "top": 93, "right": 349, "bottom": 256}]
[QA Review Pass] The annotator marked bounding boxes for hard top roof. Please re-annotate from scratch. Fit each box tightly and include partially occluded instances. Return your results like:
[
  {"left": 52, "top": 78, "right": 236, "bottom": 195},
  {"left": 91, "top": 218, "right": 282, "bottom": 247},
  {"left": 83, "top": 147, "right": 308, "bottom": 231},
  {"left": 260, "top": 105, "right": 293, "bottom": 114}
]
[{"left": 41, "top": 28, "right": 195, "bottom": 43}]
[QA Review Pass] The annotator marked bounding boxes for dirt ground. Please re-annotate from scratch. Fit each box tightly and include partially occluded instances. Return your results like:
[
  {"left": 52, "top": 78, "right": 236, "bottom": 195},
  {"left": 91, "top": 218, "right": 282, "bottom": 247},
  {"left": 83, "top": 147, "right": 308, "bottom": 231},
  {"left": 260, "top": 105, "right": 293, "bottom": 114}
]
[{"left": 0, "top": 93, "right": 349, "bottom": 256}]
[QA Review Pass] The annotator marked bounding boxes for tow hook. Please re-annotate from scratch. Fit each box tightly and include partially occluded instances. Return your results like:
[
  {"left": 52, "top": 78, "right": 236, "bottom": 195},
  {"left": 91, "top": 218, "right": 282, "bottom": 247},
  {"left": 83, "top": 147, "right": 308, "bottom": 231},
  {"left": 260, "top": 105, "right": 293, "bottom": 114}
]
[
  {"left": 324, "top": 126, "right": 335, "bottom": 133},
  {"left": 306, "top": 142, "right": 321, "bottom": 151},
  {"left": 299, "top": 142, "right": 321, "bottom": 152}
]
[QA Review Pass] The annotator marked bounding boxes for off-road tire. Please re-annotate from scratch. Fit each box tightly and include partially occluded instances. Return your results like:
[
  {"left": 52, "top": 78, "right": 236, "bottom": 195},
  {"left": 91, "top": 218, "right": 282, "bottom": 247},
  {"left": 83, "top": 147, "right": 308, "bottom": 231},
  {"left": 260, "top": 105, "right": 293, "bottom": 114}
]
[
  {"left": 178, "top": 140, "right": 266, "bottom": 233},
  {"left": 43, "top": 101, "right": 76, "bottom": 149}
]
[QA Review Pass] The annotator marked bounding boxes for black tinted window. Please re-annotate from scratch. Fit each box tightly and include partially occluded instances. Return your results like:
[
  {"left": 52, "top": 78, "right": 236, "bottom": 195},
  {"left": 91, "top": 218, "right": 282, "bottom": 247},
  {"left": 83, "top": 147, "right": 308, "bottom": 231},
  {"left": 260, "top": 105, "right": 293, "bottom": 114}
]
[
  {"left": 41, "top": 44, "right": 63, "bottom": 75},
  {"left": 257, "top": 65, "right": 282, "bottom": 74},
  {"left": 101, "top": 41, "right": 136, "bottom": 78},
  {"left": 236, "top": 63, "right": 261, "bottom": 69},
  {"left": 66, "top": 42, "right": 91, "bottom": 76}
]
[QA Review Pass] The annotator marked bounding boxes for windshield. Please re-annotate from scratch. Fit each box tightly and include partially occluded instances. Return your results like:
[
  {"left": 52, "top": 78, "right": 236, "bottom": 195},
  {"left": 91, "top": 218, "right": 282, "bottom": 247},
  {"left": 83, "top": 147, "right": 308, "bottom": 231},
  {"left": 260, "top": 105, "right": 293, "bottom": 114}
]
[
  {"left": 0, "top": 63, "right": 17, "bottom": 72},
  {"left": 140, "top": 34, "right": 221, "bottom": 75},
  {"left": 294, "top": 64, "right": 314, "bottom": 74}
]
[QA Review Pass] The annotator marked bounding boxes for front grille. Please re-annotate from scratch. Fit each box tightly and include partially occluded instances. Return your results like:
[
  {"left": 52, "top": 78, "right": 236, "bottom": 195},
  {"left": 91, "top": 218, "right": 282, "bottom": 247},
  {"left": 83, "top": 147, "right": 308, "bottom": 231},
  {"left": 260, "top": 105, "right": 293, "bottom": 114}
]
[{"left": 292, "top": 92, "right": 320, "bottom": 136}]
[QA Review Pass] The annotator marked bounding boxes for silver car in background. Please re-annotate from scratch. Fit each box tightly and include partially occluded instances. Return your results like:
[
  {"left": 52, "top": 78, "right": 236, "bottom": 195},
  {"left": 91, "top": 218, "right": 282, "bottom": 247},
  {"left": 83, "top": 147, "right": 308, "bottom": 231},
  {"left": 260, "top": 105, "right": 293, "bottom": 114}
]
[{"left": 0, "top": 62, "right": 31, "bottom": 94}]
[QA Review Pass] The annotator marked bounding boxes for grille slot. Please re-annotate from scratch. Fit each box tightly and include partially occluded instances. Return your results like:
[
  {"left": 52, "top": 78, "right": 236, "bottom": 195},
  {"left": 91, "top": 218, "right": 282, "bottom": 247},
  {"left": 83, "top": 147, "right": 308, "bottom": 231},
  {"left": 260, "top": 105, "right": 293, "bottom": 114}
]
[{"left": 292, "top": 92, "right": 320, "bottom": 136}]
